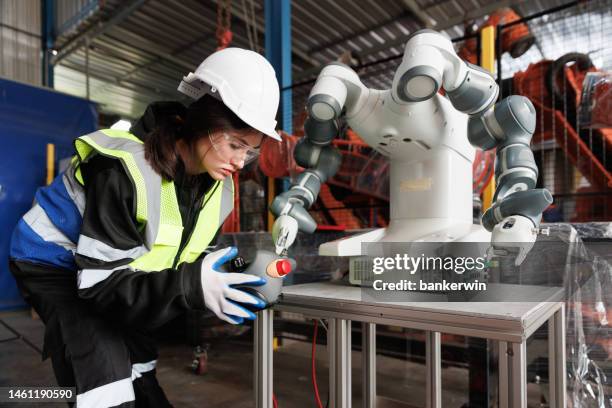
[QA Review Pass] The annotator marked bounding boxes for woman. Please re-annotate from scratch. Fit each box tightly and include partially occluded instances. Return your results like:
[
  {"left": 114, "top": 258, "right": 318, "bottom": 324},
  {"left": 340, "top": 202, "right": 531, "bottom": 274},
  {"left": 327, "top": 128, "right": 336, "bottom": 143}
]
[{"left": 9, "top": 48, "right": 281, "bottom": 407}]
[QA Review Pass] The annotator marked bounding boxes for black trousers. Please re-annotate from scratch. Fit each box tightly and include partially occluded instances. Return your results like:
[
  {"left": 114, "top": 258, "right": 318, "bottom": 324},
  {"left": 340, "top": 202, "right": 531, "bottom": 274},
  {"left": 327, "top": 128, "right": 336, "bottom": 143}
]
[{"left": 9, "top": 261, "right": 172, "bottom": 408}]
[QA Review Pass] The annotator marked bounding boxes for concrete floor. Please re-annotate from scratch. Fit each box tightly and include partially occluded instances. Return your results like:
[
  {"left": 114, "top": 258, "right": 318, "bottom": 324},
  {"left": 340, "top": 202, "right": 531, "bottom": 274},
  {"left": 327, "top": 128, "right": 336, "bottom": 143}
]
[{"left": 0, "top": 309, "right": 549, "bottom": 407}]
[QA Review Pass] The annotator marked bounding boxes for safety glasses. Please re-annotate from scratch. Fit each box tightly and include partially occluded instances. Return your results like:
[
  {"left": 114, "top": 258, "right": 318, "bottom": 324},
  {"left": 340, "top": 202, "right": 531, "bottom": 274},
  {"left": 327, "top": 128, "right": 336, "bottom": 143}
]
[{"left": 209, "top": 131, "right": 261, "bottom": 165}]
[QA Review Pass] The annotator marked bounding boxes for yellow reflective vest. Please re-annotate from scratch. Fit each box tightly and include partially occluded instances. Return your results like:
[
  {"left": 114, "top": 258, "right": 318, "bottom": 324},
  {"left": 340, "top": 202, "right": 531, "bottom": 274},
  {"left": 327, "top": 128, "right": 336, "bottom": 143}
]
[{"left": 73, "top": 129, "right": 234, "bottom": 271}]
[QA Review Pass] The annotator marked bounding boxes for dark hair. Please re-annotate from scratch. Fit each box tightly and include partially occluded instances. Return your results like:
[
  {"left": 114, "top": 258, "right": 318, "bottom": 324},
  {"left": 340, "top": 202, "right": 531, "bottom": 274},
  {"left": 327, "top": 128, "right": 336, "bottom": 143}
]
[{"left": 144, "top": 94, "right": 251, "bottom": 179}]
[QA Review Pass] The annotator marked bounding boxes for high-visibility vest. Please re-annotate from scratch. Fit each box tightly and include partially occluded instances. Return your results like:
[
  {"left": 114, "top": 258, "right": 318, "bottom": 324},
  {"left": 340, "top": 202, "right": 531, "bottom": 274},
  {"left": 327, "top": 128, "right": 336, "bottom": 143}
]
[{"left": 73, "top": 129, "right": 234, "bottom": 270}]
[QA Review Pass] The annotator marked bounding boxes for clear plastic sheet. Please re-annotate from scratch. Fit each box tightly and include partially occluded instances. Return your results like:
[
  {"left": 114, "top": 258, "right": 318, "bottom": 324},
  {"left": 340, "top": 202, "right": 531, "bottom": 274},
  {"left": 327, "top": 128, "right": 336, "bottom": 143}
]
[
  {"left": 564, "top": 223, "right": 611, "bottom": 407},
  {"left": 495, "top": 222, "right": 611, "bottom": 406}
]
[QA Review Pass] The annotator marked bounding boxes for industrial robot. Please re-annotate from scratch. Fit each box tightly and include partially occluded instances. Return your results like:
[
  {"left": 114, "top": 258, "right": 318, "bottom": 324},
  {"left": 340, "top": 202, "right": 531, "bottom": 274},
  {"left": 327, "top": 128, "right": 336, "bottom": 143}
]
[{"left": 270, "top": 29, "right": 553, "bottom": 272}]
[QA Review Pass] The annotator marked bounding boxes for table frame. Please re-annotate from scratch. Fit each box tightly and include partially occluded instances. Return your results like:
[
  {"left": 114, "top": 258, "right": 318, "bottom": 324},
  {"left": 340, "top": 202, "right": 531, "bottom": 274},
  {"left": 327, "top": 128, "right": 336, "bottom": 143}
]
[{"left": 254, "top": 285, "right": 566, "bottom": 408}]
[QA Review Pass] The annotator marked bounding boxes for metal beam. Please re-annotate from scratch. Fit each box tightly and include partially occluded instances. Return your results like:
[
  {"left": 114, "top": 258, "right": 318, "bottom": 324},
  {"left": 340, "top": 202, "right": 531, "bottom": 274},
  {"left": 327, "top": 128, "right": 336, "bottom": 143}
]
[
  {"left": 51, "top": 0, "right": 147, "bottom": 65},
  {"left": 355, "top": 0, "right": 528, "bottom": 59},
  {"left": 42, "top": 0, "right": 55, "bottom": 87},
  {"left": 91, "top": 30, "right": 217, "bottom": 93},
  {"left": 426, "top": 331, "right": 442, "bottom": 408},
  {"left": 400, "top": 0, "right": 436, "bottom": 28},
  {"left": 59, "top": 61, "right": 176, "bottom": 101},
  {"left": 548, "top": 305, "right": 566, "bottom": 408},
  {"left": 265, "top": 0, "right": 292, "bottom": 133},
  {"left": 97, "top": 26, "right": 194, "bottom": 71},
  {"left": 308, "top": 11, "right": 410, "bottom": 55},
  {"left": 294, "top": 0, "right": 528, "bottom": 82},
  {"left": 362, "top": 323, "right": 376, "bottom": 408},
  {"left": 1, "top": 22, "right": 40, "bottom": 38},
  {"left": 329, "top": 319, "right": 351, "bottom": 408},
  {"left": 254, "top": 309, "right": 274, "bottom": 408},
  {"left": 58, "top": 29, "right": 202, "bottom": 108}
]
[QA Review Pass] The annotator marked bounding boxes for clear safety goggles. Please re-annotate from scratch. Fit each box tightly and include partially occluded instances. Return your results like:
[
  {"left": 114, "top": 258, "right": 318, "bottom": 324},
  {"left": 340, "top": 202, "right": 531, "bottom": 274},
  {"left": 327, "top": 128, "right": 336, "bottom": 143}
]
[{"left": 209, "top": 131, "right": 261, "bottom": 166}]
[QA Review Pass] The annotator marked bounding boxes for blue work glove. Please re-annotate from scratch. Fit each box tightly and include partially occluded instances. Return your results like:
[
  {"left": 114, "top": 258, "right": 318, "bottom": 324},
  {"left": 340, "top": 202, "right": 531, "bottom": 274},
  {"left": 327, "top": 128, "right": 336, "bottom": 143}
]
[{"left": 200, "top": 247, "right": 266, "bottom": 324}]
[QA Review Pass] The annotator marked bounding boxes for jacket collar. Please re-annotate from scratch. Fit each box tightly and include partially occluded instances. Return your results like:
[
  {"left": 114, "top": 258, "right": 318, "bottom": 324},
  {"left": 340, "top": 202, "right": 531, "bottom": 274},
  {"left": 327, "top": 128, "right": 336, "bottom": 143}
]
[{"left": 130, "top": 101, "right": 186, "bottom": 142}]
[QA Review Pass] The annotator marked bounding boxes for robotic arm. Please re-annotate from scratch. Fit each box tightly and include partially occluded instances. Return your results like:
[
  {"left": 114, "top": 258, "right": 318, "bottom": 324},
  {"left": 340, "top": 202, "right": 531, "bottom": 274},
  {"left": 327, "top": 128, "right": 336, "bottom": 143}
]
[
  {"left": 269, "top": 117, "right": 341, "bottom": 255},
  {"left": 270, "top": 63, "right": 370, "bottom": 255},
  {"left": 470, "top": 96, "right": 553, "bottom": 264},
  {"left": 271, "top": 29, "right": 552, "bottom": 265},
  {"left": 392, "top": 30, "right": 552, "bottom": 262}
]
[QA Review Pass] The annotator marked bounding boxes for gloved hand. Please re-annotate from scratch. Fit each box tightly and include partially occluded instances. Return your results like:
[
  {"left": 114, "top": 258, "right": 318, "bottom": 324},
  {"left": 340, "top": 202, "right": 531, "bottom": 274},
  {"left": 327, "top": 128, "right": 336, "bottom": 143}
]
[{"left": 201, "top": 246, "right": 267, "bottom": 324}]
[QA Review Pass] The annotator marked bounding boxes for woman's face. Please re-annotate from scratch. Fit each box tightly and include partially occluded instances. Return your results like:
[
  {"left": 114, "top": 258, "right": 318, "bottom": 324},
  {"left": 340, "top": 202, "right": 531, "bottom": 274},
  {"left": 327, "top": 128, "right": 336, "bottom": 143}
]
[{"left": 185, "top": 129, "right": 263, "bottom": 180}]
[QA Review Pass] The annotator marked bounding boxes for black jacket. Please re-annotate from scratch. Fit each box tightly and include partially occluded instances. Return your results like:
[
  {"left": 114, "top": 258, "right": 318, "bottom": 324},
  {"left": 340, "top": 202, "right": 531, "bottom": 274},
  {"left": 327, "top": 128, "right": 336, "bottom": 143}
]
[{"left": 15, "top": 102, "right": 219, "bottom": 331}]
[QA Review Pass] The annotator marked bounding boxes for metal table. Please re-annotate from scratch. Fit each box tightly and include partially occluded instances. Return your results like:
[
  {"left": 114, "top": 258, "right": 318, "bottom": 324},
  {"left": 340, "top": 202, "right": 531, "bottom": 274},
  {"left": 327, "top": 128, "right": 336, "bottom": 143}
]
[{"left": 254, "top": 281, "right": 566, "bottom": 408}]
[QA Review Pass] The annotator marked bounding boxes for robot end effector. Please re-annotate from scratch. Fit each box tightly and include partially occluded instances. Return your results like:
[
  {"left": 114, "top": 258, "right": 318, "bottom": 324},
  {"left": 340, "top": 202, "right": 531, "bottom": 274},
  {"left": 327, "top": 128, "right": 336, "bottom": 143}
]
[{"left": 270, "top": 116, "right": 343, "bottom": 255}]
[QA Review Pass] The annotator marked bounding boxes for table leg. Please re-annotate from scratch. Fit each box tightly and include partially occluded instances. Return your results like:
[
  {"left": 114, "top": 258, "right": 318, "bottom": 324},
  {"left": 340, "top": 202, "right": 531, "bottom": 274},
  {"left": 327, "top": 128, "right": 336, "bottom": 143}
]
[
  {"left": 362, "top": 323, "right": 376, "bottom": 408},
  {"left": 255, "top": 309, "right": 273, "bottom": 408},
  {"left": 425, "top": 331, "right": 441, "bottom": 408},
  {"left": 509, "top": 342, "right": 527, "bottom": 408},
  {"left": 548, "top": 305, "right": 566, "bottom": 408},
  {"left": 329, "top": 319, "right": 352, "bottom": 408},
  {"left": 499, "top": 341, "right": 509, "bottom": 408}
]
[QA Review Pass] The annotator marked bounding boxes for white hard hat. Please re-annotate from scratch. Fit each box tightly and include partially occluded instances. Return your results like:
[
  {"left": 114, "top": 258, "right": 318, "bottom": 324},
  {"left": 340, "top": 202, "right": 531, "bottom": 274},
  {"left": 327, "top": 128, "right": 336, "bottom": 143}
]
[{"left": 178, "top": 48, "right": 281, "bottom": 141}]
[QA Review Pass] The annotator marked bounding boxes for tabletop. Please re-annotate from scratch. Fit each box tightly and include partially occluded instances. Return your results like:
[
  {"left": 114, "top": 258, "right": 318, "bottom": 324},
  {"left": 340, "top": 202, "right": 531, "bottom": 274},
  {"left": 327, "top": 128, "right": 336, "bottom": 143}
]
[{"left": 276, "top": 281, "right": 565, "bottom": 342}]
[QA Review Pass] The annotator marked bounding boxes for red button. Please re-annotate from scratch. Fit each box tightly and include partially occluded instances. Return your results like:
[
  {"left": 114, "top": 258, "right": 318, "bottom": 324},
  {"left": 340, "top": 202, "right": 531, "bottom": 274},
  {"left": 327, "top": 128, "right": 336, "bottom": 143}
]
[{"left": 275, "top": 259, "right": 292, "bottom": 276}]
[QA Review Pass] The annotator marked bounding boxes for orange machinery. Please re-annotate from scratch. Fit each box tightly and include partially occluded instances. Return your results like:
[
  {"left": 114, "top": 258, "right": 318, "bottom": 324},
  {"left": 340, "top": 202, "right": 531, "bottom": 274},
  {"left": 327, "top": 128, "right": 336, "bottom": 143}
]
[
  {"left": 458, "top": 8, "right": 534, "bottom": 65},
  {"left": 513, "top": 54, "right": 612, "bottom": 221}
]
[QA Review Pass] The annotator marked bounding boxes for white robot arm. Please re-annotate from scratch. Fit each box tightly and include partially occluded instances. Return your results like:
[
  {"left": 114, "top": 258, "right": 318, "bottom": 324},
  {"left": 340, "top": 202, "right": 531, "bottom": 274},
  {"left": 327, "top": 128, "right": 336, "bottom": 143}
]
[
  {"left": 271, "top": 29, "right": 552, "bottom": 263},
  {"left": 392, "top": 29, "right": 552, "bottom": 261},
  {"left": 270, "top": 63, "right": 369, "bottom": 255}
]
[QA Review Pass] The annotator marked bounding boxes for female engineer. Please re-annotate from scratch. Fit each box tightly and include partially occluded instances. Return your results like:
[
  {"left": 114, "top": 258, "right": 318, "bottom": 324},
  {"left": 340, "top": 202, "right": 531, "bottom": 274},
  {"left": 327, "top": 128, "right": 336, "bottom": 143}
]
[{"left": 9, "top": 48, "right": 281, "bottom": 407}]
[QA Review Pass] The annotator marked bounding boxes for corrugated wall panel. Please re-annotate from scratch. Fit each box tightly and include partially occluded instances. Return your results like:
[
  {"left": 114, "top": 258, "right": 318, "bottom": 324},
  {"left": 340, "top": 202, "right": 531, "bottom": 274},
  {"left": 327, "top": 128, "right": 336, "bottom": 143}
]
[
  {"left": 55, "top": 0, "right": 100, "bottom": 36},
  {"left": 0, "top": 0, "right": 42, "bottom": 86}
]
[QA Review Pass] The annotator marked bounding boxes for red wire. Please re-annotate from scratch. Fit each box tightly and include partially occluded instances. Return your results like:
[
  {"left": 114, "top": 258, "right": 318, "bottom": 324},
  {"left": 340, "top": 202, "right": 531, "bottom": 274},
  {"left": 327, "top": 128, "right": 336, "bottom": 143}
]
[
  {"left": 273, "top": 393, "right": 278, "bottom": 408},
  {"left": 312, "top": 320, "right": 324, "bottom": 408}
]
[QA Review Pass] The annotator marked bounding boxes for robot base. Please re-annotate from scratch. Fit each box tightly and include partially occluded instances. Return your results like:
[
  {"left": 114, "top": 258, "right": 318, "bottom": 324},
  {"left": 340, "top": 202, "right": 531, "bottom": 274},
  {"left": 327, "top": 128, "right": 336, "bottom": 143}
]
[
  {"left": 318, "top": 219, "right": 492, "bottom": 286},
  {"left": 319, "top": 218, "right": 491, "bottom": 256}
]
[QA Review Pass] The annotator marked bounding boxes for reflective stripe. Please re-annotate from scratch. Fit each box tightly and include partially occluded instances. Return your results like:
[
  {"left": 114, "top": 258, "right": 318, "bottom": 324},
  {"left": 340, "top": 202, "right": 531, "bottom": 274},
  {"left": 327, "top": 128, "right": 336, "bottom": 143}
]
[
  {"left": 131, "top": 359, "right": 157, "bottom": 380},
  {"left": 72, "top": 129, "right": 231, "bottom": 271},
  {"left": 23, "top": 205, "right": 76, "bottom": 253},
  {"left": 78, "top": 265, "right": 133, "bottom": 289},
  {"left": 175, "top": 181, "right": 223, "bottom": 265},
  {"left": 219, "top": 175, "right": 234, "bottom": 223},
  {"left": 35, "top": 170, "right": 83, "bottom": 244},
  {"left": 11, "top": 218, "right": 77, "bottom": 270},
  {"left": 76, "top": 377, "right": 135, "bottom": 408},
  {"left": 75, "top": 130, "right": 162, "bottom": 249},
  {"left": 77, "top": 235, "right": 148, "bottom": 263},
  {"left": 63, "top": 166, "right": 86, "bottom": 216}
]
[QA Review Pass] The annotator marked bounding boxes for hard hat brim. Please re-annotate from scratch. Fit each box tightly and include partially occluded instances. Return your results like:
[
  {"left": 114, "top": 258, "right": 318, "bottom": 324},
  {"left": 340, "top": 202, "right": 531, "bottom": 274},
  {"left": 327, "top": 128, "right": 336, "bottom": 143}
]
[{"left": 260, "top": 128, "right": 282, "bottom": 141}]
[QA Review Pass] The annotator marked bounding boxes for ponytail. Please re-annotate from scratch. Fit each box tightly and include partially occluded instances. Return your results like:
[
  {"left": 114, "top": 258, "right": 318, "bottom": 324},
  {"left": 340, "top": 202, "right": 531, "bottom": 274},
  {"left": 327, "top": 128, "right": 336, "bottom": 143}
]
[{"left": 144, "top": 113, "right": 185, "bottom": 180}]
